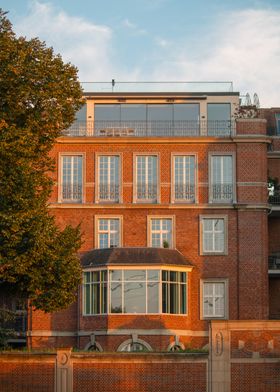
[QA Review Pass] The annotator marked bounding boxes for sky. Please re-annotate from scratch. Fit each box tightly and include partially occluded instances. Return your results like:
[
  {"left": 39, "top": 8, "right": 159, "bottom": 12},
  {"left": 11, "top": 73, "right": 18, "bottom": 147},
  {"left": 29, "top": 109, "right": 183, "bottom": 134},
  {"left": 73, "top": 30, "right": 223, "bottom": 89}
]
[{"left": 2, "top": 0, "right": 280, "bottom": 107}]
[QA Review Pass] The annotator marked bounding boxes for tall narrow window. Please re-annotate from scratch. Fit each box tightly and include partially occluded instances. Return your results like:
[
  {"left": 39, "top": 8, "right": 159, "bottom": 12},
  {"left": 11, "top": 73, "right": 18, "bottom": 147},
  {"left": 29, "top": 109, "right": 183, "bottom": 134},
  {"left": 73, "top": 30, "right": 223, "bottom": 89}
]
[
  {"left": 201, "top": 217, "right": 226, "bottom": 254},
  {"left": 173, "top": 155, "right": 195, "bottom": 202},
  {"left": 202, "top": 281, "right": 226, "bottom": 318},
  {"left": 98, "top": 156, "right": 120, "bottom": 202},
  {"left": 97, "top": 218, "right": 120, "bottom": 249},
  {"left": 136, "top": 155, "right": 158, "bottom": 202},
  {"left": 150, "top": 218, "right": 173, "bottom": 248},
  {"left": 207, "top": 103, "right": 231, "bottom": 136},
  {"left": 276, "top": 113, "right": 280, "bottom": 135},
  {"left": 61, "top": 155, "right": 82, "bottom": 202},
  {"left": 210, "top": 155, "right": 233, "bottom": 202}
]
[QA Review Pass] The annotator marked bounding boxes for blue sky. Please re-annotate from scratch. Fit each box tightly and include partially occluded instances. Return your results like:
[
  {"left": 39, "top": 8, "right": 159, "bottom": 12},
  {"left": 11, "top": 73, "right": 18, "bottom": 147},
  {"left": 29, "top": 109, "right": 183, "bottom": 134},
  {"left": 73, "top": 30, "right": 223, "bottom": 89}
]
[{"left": 2, "top": 0, "right": 280, "bottom": 106}]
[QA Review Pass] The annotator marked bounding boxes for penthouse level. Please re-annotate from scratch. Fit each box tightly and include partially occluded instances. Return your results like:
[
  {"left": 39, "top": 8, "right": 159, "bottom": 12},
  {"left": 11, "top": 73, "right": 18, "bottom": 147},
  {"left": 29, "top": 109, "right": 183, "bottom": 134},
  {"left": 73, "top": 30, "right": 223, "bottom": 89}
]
[{"left": 64, "top": 91, "right": 241, "bottom": 137}]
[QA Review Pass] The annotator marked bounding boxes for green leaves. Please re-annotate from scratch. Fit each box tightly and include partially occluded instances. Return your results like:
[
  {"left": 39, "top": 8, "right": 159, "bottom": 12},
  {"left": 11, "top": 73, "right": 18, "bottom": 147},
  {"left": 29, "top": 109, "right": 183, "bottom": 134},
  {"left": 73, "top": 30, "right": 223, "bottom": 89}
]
[{"left": 0, "top": 10, "right": 83, "bottom": 312}]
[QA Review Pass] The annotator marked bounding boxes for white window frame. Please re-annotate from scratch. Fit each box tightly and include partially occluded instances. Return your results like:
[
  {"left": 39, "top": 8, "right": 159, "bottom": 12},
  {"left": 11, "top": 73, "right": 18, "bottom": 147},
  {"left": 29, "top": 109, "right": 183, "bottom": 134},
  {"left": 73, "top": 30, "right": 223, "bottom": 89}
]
[
  {"left": 95, "top": 153, "right": 122, "bottom": 203},
  {"left": 209, "top": 153, "right": 235, "bottom": 203},
  {"left": 83, "top": 266, "right": 191, "bottom": 316},
  {"left": 200, "top": 279, "right": 228, "bottom": 319},
  {"left": 133, "top": 153, "right": 160, "bottom": 203},
  {"left": 200, "top": 215, "right": 228, "bottom": 255},
  {"left": 147, "top": 216, "right": 175, "bottom": 248},
  {"left": 171, "top": 153, "right": 197, "bottom": 203},
  {"left": 58, "top": 153, "right": 85, "bottom": 203},
  {"left": 94, "top": 215, "right": 123, "bottom": 249}
]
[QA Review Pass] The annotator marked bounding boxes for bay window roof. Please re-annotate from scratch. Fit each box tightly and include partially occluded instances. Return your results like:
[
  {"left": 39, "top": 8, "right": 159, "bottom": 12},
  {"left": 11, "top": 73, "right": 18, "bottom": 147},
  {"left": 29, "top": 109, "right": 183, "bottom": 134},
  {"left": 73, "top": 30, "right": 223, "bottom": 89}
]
[{"left": 81, "top": 247, "right": 193, "bottom": 269}]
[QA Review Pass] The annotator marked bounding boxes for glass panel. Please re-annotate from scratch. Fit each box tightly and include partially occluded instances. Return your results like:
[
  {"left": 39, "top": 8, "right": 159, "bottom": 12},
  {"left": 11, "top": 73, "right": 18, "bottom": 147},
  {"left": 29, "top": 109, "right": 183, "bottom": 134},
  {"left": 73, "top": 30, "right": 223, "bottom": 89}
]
[
  {"left": 180, "top": 284, "right": 187, "bottom": 314},
  {"left": 162, "top": 270, "right": 168, "bottom": 281},
  {"left": 148, "top": 270, "right": 159, "bottom": 281},
  {"left": 124, "top": 282, "right": 146, "bottom": 313},
  {"left": 147, "top": 282, "right": 159, "bottom": 313},
  {"left": 75, "top": 104, "right": 86, "bottom": 121},
  {"left": 208, "top": 103, "right": 231, "bottom": 121},
  {"left": 92, "top": 271, "right": 99, "bottom": 282},
  {"left": 173, "top": 104, "right": 199, "bottom": 121},
  {"left": 110, "top": 282, "right": 122, "bottom": 313},
  {"left": 93, "top": 283, "right": 100, "bottom": 314},
  {"left": 121, "top": 104, "right": 146, "bottom": 121},
  {"left": 84, "top": 284, "right": 91, "bottom": 314},
  {"left": 170, "top": 283, "right": 179, "bottom": 314},
  {"left": 207, "top": 103, "right": 231, "bottom": 136},
  {"left": 162, "top": 282, "right": 168, "bottom": 313},
  {"left": 84, "top": 272, "right": 91, "bottom": 283},
  {"left": 124, "top": 270, "right": 146, "bottom": 281},
  {"left": 101, "top": 283, "right": 107, "bottom": 313},
  {"left": 110, "top": 270, "right": 122, "bottom": 281},
  {"left": 147, "top": 104, "right": 173, "bottom": 121},
  {"left": 170, "top": 271, "right": 178, "bottom": 282},
  {"left": 94, "top": 104, "right": 121, "bottom": 121},
  {"left": 276, "top": 114, "right": 280, "bottom": 135}
]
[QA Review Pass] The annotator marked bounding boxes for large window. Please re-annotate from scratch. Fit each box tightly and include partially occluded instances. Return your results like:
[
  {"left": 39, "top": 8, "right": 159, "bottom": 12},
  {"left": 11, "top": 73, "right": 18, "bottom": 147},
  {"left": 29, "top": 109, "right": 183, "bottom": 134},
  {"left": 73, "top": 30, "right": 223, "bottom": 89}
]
[
  {"left": 207, "top": 103, "right": 231, "bottom": 136},
  {"left": 210, "top": 155, "right": 233, "bottom": 202},
  {"left": 201, "top": 280, "right": 227, "bottom": 319},
  {"left": 94, "top": 103, "right": 200, "bottom": 136},
  {"left": 96, "top": 218, "right": 121, "bottom": 249},
  {"left": 83, "top": 268, "right": 188, "bottom": 315},
  {"left": 149, "top": 218, "right": 173, "bottom": 248},
  {"left": 135, "top": 155, "right": 158, "bottom": 202},
  {"left": 97, "top": 155, "right": 120, "bottom": 202},
  {"left": 173, "top": 155, "right": 196, "bottom": 202},
  {"left": 201, "top": 217, "right": 227, "bottom": 254},
  {"left": 61, "top": 155, "right": 83, "bottom": 202}
]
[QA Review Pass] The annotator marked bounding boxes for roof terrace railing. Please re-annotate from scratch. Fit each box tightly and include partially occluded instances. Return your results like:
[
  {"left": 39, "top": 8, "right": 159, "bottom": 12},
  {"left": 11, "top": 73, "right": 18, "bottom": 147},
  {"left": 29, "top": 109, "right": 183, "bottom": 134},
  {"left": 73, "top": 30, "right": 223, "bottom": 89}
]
[
  {"left": 80, "top": 80, "right": 234, "bottom": 93},
  {"left": 63, "top": 120, "right": 235, "bottom": 138}
]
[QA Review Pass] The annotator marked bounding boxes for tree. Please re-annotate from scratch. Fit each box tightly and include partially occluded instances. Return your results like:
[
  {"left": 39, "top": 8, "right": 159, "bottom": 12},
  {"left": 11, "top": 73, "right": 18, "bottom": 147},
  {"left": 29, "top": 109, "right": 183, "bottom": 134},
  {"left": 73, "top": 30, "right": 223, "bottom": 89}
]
[{"left": 0, "top": 10, "right": 84, "bottom": 312}]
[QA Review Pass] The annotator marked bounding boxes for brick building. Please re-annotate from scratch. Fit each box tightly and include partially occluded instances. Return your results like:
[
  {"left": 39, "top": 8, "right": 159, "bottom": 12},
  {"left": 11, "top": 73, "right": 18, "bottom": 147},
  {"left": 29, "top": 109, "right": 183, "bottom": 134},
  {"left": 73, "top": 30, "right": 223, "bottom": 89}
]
[{"left": 26, "top": 84, "right": 278, "bottom": 352}]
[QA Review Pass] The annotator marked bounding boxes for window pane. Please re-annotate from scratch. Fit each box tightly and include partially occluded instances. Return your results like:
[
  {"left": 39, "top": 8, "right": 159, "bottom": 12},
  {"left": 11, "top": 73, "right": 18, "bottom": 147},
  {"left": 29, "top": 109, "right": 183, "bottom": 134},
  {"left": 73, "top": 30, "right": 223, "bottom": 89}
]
[
  {"left": 110, "top": 282, "right": 122, "bottom": 313},
  {"left": 180, "top": 284, "right": 187, "bottom": 314},
  {"left": 110, "top": 270, "right": 122, "bottom": 281},
  {"left": 94, "top": 104, "right": 121, "bottom": 121},
  {"left": 174, "top": 104, "right": 199, "bottom": 121},
  {"left": 124, "top": 270, "right": 146, "bottom": 281},
  {"left": 170, "top": 283, "right": 179, "bottom": 314},
  {"left": 121, "top": 104, "right": 146, "bottom": 121},
  {"left": 148, "top": 270, "right": 159, "bottom": 281},
  {"left": 84, "top": 284, "right": 91, "bottom": 314},
  {"left": 124, "top": 282, "right": 146, "bottom": 313},
  {"left": 75, "top": 104, "right": 87, "bottom": 121},
  {"left": 147, "top": 104, "right": 173, "bottom": 121},
  {"left": 147, "top": 282, "right": 159, "bottom": 313},
  {"left": 162, "top": 282, "right": 168, "bottom": 313},
  {"left": 208, "top": 104, "right": 231, "bottom": 121}
]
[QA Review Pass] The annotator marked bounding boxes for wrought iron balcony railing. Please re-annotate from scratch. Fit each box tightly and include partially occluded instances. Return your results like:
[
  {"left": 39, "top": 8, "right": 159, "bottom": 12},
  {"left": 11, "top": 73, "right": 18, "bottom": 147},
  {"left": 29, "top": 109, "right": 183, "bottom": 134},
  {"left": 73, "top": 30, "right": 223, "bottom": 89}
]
[
  {"left": 62, "top": 184, "right": 83, "bottom": 202},
  {"left": 63, "top": 120, "right": 235, "bottom": 138},
  {"left": 174, "top": 184, "right": 195, "bottom": 202},
  {"left": 269, "top": 193, "right": 280, "bottom": 205},
  {"left": 136, "top": 184, "right": 158, "bottom": 201},
  {"left": 268, "top": 255, "right": 280, "bottom": 270},
  {"left": 211, "top": 183, "right": 233, "bottom": 202},
  {"left": 98, "top": 184, "right": 120, "bottom": 202}
]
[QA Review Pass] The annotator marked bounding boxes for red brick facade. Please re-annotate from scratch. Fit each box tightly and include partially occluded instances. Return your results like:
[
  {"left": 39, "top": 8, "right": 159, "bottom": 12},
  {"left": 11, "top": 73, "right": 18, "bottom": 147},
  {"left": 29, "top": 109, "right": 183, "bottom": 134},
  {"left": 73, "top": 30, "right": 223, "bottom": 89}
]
[{"left": 27, "top": 93, "right": 279, "bottom": 352}]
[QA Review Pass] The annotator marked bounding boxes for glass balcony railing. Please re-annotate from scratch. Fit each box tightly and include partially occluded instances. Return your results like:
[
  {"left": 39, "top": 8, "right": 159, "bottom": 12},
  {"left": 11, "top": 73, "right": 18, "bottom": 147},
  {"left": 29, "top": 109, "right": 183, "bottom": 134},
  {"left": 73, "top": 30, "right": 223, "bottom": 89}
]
[{"left": 63, "top": 120, "right": 235, "bottom": 138}]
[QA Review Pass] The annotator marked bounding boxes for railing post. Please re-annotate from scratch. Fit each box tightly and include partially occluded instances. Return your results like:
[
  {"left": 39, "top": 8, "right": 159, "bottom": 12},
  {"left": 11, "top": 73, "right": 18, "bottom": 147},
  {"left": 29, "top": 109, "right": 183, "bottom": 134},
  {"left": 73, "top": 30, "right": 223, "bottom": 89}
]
[{"left": 55, "top": 348, "right": 73, "bottom": 392}]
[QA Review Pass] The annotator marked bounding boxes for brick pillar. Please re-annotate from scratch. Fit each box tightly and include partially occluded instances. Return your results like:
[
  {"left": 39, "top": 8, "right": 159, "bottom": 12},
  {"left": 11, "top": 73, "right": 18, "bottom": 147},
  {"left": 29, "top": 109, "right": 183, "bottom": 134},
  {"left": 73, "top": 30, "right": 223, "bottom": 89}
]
[
  {"left": 55, "top": 348, "right": 73, "bottom": 392},
  {"left": 210, "top": 321, "right": 231, "bottom": 392}
]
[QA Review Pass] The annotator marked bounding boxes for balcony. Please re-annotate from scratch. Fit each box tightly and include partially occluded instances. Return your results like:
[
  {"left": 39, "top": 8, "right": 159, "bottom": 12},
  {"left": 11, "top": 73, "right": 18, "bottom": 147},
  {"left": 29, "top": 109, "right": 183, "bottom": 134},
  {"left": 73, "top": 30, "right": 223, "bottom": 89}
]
[
  {"left": 63, "top": 120, "right": 235, "bottom": 138},
  {"left": 62, "top": 184, "right": 83, "bottom": 202},
  {"left": 174, "top": 184, "right": 195, "bottom": 202},
  {"left": 211, "top": 184, "right": 234, "bottom": 203},
  {"left": 269, "top": 193, "right": 280, "bottom": 205},
  {"left": 269, "top": 255, "right": 280, "bottom": 275},
  {"left": 98, "top": 184, "right": 120, "bottom": 202}
]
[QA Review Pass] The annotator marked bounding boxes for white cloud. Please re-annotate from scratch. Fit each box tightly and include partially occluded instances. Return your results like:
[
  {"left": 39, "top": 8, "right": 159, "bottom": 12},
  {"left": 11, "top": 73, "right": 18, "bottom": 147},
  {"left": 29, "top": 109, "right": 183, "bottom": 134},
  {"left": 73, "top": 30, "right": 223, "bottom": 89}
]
[
  {"left": 121, "top": 18, "right": 147, "bottom": 35},
  {"left": 148, "top": 9, "right": 280, "bottom": 107},
  {"left": 13, "top": 1, "right": 139, "bottom": 82}
]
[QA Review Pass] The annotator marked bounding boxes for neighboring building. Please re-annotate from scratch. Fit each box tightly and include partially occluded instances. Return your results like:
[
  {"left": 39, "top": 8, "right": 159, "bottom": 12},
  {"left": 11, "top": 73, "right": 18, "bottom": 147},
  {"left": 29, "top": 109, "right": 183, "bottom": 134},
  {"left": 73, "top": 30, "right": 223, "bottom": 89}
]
[
  {"left": 27, "top": 84, "right": 273, "bottom": 351},
  {"left": 259, "top": 107, "right": 280, "bottom": 320}
]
